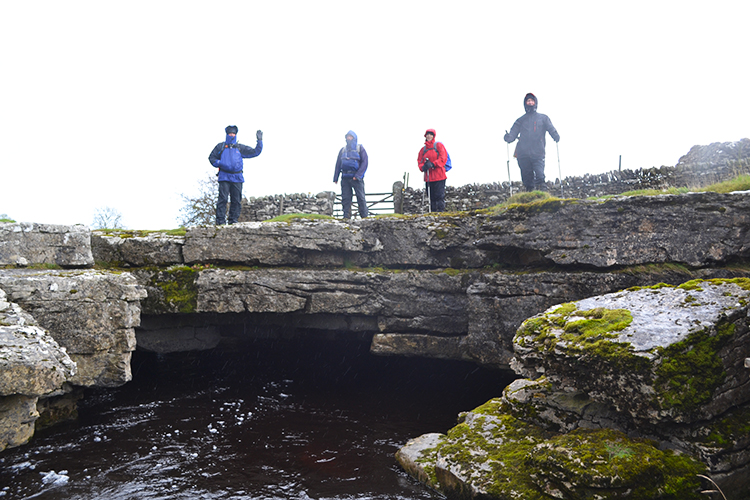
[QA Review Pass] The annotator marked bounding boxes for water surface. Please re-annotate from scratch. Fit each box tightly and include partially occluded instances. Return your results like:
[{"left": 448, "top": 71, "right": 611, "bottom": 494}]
[{"left": 0, "top": 338, "right": 515, "bottom": 499}]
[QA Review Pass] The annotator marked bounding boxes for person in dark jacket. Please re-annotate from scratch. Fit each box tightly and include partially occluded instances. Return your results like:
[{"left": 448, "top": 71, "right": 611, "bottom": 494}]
[
  {"left": 208, "top": 125, "right": 263, "bottom": 225},
  {"left": 418, "top": 128, "right": 448, "bottom": 212},
  {"left": 504, "top": 93, "right": 560, "bottom": 192},
  {"left": 333, "top": 130, "right": 368, "bottom": 219}
]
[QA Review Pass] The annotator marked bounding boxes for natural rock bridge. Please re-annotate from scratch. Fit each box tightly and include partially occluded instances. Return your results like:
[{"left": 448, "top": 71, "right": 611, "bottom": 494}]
[
  {"left": 3, "top": 191, "right": 750, "bottom": 383},
  {"left": 2, "top": 191, "right": 750, "bottom": 496}
]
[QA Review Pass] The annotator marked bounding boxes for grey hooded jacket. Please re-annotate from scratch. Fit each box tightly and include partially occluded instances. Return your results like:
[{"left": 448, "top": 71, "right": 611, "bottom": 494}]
[{"left": 504, "top": 93, "right": 560, "bottom": 159}]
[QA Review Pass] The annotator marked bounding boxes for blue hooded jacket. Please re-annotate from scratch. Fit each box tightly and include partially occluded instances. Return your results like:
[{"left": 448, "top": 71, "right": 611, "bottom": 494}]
[
  {"left": 208, "top": 132, "right": 263, "bottom": 183},
  {"left": 333, "top": 130, "right": 368, "bottom": 182}
]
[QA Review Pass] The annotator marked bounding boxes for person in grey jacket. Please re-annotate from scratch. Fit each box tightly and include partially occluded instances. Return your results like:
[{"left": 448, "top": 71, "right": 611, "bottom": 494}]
[
  {"left": 333, "top": 130, "right": 369, "bottom": 219},
  {"left": 504, "top": 93, "right": 560, "bottom": 192}
]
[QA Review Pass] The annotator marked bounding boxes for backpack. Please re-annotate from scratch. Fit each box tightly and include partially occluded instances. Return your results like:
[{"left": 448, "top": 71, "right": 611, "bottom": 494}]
[
  {"left": 421, "top": 142, "right": 452, "bottom": 172},
  {"left": 219, "top": 142, "right": 243, "bottom": 173},
  {"left": 340, "top": 144, "right": 362, "bottom": 173}
]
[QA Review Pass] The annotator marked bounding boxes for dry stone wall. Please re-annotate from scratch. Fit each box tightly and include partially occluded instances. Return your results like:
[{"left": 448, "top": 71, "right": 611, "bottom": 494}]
[
  {"left": 237, "top": 191, "right": 335, "bottom": 222},
  {"left": 402, "top": 139, "right": 750, "bottom": 214},
  {"left": 230, "top": 139, "right": 750, "bottom": 219}
]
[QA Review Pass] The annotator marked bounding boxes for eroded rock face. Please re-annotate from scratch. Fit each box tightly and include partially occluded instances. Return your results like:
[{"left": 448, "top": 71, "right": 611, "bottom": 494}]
[
  {"left": 87, "top": 192, "right": 750, "bottom": 271},
  {"left": 0, "top": 289, "right": 76, "bottom": 397},
  {"left": 512, "top": 280, "right": 750, "bottom": 426},
  {"left": 182, "top": 221, "right": 384, "bottom": 267},
  {"left": 0, "top": 222, "right": 94, "bottom": 268},
  {"left": 474, "top": 192, "right": 750, "bottom": 268},
  {"left": 0, "top": 288, "right": 76, "bottom": 451},
  {"left": 91, "top": 230, "right": 183, "bottom": 267},
  {"left": 0, "top": 395, "right": 39, "bottom": 452},
  {"left": 135, "top": 266, "right": 750, "bottom": 369},
  {"left": 0, "top": 270, "right": 146, "bottom": 387},
  {"left": 397, "top": 279, "right": 750, "bottom": 499},
  {"left": 508, "top": 279, "right": 750, "bottom": 495}
]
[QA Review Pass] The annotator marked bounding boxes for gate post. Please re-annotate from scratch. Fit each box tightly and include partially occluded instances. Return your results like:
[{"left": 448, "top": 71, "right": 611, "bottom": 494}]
[{"left": 393, "top": 181, "right": 404, "bottom": 214}]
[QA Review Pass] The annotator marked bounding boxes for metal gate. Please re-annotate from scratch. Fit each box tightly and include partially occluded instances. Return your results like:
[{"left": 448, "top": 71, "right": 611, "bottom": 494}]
[{"left": 333, "top": 192, "right": 395, "bottom": 219}]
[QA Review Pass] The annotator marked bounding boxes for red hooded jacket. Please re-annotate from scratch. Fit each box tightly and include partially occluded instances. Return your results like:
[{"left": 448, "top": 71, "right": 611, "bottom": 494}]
[{"left": 417, "top": 128, "right": 448, "bottom": 182}]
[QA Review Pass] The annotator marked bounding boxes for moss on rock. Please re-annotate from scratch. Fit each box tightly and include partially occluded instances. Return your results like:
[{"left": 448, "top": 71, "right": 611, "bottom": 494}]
[
  {"left": 146, "top": 265, "right": 199, "bottom": 313},
  {"left": 652, "top": 322, "right": 734, "bottom": 413},
  {"left": 700, "top": 404, "right": 750, "bottom": 449},
  {"left": 527, "top": 428, "right": 705, "bottom": 499},
  {"left": 515, "top": 303, "right": 646, "bottom": 371},
  {"left": 426, "top": 400, "right": 706, "bottom": 499}
]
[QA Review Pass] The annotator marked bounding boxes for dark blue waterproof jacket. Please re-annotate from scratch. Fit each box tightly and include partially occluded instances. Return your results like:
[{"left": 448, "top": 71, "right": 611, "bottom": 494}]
[
  {"left": 504, "top": 93, "right": 560, "bottom": 159},
  {"left": 333, "top": 130, "right": 368, "bottom": 182},
  {"left": 208, "top": 134, "right": 263, "bottom": 183}
]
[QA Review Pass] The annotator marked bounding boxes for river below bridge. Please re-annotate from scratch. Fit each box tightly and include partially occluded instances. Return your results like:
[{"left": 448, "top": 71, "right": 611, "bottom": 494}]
[{"left": 0, "top": 337, "right": 515, "bottom": 499}]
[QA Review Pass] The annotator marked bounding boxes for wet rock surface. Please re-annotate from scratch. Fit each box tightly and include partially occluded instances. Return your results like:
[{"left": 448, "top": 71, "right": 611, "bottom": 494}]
[
  {"left": 0, "top": 288, "right": 76, "bottom": 451},
  {"left": 0, "top": 270, "right": 146, "bottom": 388},
  {"left": 398, "top": 279, "right": 750, "bottom": 499}
]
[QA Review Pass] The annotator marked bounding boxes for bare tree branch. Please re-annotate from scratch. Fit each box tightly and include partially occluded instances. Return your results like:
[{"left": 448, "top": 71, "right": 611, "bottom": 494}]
[
  {"left": 177, "top": 173, "right": 218, "bottom": 227},
  {"left": 92, "top": 206, "right": 125, "bottom": 229}
]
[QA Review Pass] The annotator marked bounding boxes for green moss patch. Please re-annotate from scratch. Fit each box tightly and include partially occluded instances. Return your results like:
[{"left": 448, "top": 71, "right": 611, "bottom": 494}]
[
  {"left": 517, "top": 304, "right": 639, "bottom": 359},
  {"left": 94, "top": 228, "right": 186, "bottom": 238},
  {"left": 147, "top": 265, "right": 199, "bottom": 313},
  {"left": 703, "top": 277, "right": 750, "bottom": 291},
  {"left": 263, "top": 213, "right": 335, "bottom": 223},
  {"left": 701, "top": 405, "right": 750, "bottom": 448},
  {"left": 626, "top": 282, "right": 677, "bottom": 292},
  {"left": 503, "top": 198, "right": 570, "bottom": 215},
  {"left": 653, "top": 322, "right": 735, "bottom": 413},
  {"left": 527, "top": 428, "right": 705, "bottom": 498},
  {"left": 562, "top": 307, "right": 632, "bottom": 338},
  {"left": 430, "top": 401, "right": 706, "bottom": 499},
  {"left": 437, "top": 406, "right": 548, "bottom": 499}
]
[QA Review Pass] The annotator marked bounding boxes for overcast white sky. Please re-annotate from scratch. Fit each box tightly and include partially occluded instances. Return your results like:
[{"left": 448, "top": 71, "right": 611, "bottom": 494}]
[{"left": 2, "top": 1, "right": 747, "bottom": 229}]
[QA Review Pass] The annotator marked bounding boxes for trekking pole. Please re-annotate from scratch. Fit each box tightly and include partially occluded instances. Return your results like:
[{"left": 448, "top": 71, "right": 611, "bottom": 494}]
[
  {"left": 505, "top": 131, "right": 512, "bottom": 198},
  {"left": 425, "top": 167, "right": 432, "bottom": 213},
  {"left": 556, "top": 142, "right": 563, "bottom": 198}
]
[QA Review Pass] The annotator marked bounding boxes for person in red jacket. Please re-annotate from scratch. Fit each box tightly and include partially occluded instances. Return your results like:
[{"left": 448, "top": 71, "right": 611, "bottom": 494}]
[{"left": 417, "top": 129, "right": 448, "bottom": 212}]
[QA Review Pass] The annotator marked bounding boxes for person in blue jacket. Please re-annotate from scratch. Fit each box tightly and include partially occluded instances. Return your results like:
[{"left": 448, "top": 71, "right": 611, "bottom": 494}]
[
  {"left": 333, "top": 130, "right": 368, "bottom": 219},
  {"left": 504, "top": 93, "right": 560, "bottom": 192},
  {"left": 208, "top": 125, "right": 263, "bottom": 225}
]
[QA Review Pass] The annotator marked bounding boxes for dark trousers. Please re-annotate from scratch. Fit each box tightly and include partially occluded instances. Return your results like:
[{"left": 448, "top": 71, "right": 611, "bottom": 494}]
[
  {"left": 341, "top": 177, "right": 368, "bottom": 218},
  {"left": 517, "top": 157, "right": 546, "bottom": 191},
  {"left": 216, "top": 181, "right": 243, "bottom": 225},
  {"left": 427, "top": 179, "right": 446, "bottom": 212}
]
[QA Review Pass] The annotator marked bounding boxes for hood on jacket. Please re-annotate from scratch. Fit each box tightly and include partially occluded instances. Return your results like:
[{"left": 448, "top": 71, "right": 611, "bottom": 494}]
[
  {"left": 524, "top": 93, "right": 538, "bottom": 113},
  {"left": 225, "top": 125, "right": 238, "bottom": 135},
  {"left": 424, "top": 129, "right": 437, "bottom": 148},
  {"left": 345, "top": 130, "right": 358, "bottom": 150}
]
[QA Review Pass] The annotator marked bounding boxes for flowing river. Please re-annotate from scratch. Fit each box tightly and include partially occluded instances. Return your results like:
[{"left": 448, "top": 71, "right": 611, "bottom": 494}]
[{"left": 0, "top": 337, "right": 515, "bottom": 499}]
